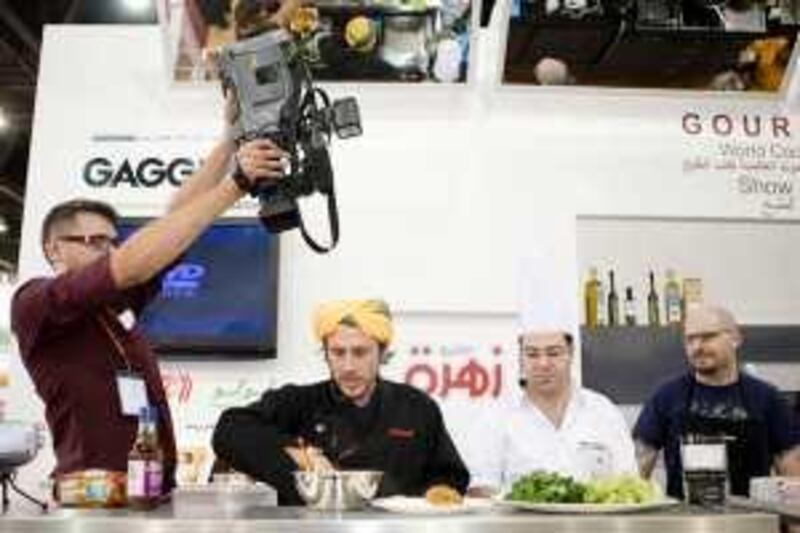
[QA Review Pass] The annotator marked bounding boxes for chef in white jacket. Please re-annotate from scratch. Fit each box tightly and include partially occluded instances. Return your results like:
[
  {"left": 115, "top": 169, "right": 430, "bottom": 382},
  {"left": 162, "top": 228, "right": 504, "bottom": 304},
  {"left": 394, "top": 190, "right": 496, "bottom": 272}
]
[{"left": 468, "top": 328, "right": 637, "bottom": 495}]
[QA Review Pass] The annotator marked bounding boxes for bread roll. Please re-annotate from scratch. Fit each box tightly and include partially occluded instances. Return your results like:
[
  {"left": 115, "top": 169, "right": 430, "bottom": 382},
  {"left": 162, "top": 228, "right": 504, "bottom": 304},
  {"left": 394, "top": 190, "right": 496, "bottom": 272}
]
[{"left": 425, "top": 484, "right": 463, "bottom": 506}]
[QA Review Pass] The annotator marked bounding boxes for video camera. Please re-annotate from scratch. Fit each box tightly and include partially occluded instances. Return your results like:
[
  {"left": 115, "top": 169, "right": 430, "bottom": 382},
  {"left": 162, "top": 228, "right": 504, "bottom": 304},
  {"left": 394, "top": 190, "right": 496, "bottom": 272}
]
[{"left": 218, "top": 29, "right": 362, "bottom": 253}]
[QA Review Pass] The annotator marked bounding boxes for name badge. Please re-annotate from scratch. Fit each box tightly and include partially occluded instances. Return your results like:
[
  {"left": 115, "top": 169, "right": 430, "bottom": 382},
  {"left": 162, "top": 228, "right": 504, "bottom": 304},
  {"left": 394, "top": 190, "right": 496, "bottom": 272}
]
[
  {"left": 117, "top": 310, "right": 136, "bottom": 331},
  {"left": 682, "top": 443, "right": 727, "bottom": 471},
  {"left": 116, "top": 372, "right": 148, "bottom": 417},
  {"left": 576, "top": 441, "right": 612, "bottom": 480}
]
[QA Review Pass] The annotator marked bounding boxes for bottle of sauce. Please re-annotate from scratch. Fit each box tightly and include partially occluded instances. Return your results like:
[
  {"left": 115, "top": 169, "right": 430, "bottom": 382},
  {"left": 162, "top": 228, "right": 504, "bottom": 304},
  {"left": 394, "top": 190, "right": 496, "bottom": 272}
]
[
  {"left": 664, "top": 269, "right": 683, "bottom": 325},
  {"left": 127, "top": 405, "right": 163, "bottom": 510},
  {"left": 647, "top": 270, "right": 660, "bottom": 326},
  {"left": 607, "top": 270, "right": 620, "bottom": 327},
  {"left": 584, "top": 267, "right": 600, "bottom": 328},
  {"left": 624, "top": 286, "right": 637, "bottom": 326}
]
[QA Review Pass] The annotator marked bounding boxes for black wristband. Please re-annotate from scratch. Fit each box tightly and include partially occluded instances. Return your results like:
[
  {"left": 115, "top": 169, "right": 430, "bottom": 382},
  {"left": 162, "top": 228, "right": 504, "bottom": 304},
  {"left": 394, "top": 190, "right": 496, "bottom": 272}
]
[{"left": 231, "top": 159, "right": 255, "bottom": 195}]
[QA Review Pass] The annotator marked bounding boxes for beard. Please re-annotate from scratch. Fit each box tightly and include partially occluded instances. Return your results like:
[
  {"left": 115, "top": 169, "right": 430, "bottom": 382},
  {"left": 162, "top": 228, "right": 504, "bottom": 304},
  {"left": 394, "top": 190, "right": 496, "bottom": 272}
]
[
  {"left": 694, "top": 363, "right": 721, "bottom": 375},
  {"left": 690, "top": 352, "right": 736, "bottom": 380},
  {"left": 334, "top": 375, "right": 376, "bottom": 405}
]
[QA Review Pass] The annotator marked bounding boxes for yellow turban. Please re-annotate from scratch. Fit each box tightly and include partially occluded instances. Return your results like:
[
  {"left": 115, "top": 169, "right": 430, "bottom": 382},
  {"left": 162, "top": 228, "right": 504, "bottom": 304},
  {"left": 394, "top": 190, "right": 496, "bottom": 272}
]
[{"left": 312, "top": 299, "right": 393, "bottom": 346}]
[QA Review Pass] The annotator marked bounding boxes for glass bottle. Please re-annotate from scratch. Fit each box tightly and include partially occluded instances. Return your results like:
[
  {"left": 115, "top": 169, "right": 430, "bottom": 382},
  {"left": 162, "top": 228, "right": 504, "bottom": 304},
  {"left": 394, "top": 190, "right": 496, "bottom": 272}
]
[
  {"left": 596, "top": 275, "right": 607, "bottom": 327},
  {"left": 664, "top": 269, "right": 683, "bottom": 325},
  {"left": 624, "top": 286, "right": 636, "bottom": 326},
  {"left": 647, "top": 270, "right": 660, "bottom": 326},
  {"left": 584, "top": 267, "right": 600, "bottom": 328},
  {"left": 607, "top": 270, "right": 619, "bottom": 327},
  {"left": 127, "top": 406, "right": 163, "bottom": 510}
]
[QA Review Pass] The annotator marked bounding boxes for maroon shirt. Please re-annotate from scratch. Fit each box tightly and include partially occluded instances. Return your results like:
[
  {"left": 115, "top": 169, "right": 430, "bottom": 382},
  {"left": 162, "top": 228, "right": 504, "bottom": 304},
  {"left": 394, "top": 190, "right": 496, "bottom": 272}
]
[{"left": 11, "top": 256, "right": 177, "bottom": 492}]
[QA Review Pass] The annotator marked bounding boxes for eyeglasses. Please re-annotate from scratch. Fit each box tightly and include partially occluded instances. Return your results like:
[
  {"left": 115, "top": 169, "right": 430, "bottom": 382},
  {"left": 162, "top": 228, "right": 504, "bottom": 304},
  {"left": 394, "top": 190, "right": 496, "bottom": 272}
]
[{"left": 57, "top": 234, "right": 119, "bottom": 250}]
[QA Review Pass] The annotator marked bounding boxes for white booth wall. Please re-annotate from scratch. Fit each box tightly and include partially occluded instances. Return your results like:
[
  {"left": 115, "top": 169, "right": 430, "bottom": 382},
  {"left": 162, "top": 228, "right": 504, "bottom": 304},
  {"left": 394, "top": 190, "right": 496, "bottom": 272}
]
[{"left": 7, "top": 17, "right": 800, "bottom": 490}]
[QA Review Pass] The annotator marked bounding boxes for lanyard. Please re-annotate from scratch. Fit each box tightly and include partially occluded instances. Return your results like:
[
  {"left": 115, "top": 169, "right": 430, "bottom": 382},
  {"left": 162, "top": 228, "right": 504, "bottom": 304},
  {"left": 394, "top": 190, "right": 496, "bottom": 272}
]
[{"left": 96, "top": 309, "right": 133, "bottom": 373}]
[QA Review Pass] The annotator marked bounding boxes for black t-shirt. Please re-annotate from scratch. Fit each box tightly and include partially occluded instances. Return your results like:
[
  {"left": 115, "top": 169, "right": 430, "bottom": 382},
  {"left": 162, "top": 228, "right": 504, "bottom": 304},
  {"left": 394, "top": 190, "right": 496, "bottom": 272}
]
[{"left": 634, "top": 373, "right": 798, "bottom": 498}]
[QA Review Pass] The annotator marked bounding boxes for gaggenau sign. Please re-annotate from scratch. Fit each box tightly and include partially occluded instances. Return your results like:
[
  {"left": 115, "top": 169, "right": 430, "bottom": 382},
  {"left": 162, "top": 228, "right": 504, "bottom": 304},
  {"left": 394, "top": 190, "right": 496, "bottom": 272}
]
[{"left": 82, "top": 156, "right": 200, "bottom": 188}]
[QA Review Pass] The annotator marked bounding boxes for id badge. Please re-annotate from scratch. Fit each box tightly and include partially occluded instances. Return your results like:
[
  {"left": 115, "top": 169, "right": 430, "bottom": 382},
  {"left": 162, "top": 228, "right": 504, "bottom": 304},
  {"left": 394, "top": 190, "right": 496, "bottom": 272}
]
[
  {"left": 116, "top": 371, "right": 148, "bottom": 417},
  {"left": 681, "top": 442, "right": 727, "bottom": 471},
  {"left": 576, "top": 441, "right": 612, "bottom": 480}
]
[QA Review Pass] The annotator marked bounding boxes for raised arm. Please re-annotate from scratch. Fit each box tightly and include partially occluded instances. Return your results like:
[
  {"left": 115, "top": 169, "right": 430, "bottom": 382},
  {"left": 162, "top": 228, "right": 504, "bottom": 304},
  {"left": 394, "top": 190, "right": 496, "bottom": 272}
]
[
  {"left": 167, "top": 138, "right": 236, "bottom": 213},
  {"left": 110, "top": 139, "right": 284, "bottom": 289}
]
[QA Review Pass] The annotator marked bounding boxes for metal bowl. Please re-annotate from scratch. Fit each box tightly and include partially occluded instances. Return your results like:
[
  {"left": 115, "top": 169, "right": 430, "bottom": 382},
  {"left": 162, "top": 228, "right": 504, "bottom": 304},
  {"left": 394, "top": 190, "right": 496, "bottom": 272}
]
[{"left": 293, "top": 470, "right": 383, "bottom": 510}]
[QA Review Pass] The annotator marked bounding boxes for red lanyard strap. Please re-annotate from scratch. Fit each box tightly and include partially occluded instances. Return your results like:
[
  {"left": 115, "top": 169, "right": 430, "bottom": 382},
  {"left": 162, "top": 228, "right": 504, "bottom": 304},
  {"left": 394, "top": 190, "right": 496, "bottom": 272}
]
[{"left": 97, "top": 310, "right": 132, "bottom": 372}]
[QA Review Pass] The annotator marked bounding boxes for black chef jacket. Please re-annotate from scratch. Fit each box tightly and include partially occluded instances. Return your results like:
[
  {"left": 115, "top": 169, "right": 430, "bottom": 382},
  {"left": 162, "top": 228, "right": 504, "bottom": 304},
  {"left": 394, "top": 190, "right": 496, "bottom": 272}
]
[{"left": 212, "top": 379, "right": 470, "bottom": 505}]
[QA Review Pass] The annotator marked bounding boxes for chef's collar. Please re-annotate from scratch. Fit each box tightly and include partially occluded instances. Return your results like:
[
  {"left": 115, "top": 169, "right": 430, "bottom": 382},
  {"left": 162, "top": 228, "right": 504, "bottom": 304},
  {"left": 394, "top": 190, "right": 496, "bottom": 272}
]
[{"left": 328, "top": 378, "right": 383, "bottom": 408}]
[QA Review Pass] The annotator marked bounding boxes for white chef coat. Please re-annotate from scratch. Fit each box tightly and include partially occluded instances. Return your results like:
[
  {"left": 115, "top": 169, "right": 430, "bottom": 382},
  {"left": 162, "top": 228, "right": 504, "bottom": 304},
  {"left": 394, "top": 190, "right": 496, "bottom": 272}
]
[{"left": 468, "top": 387, "right": 637, "bottom": 489}]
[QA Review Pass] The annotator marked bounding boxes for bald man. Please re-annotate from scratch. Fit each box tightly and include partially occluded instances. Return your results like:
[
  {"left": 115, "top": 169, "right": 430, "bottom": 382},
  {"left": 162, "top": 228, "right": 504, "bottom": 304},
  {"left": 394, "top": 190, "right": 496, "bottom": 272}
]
[
  {"left": 212, "top": 299, "right": 469, "bottom": 505},
  {"left": 634, "top": 304, "right": 800, "bottom": 500}
]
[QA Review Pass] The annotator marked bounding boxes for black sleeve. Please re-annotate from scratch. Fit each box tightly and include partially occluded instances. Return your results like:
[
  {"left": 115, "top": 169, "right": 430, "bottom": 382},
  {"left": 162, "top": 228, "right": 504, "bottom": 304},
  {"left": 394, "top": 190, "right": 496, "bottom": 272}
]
[
  {"left": 423, "top": 399, "right": 470, "bottom": 494},
  {"left": 764, "top": 384, "right": 800, "bottom": 457},
  {"left": 211, "top": 385, "right": 308, "bottom": 504}
]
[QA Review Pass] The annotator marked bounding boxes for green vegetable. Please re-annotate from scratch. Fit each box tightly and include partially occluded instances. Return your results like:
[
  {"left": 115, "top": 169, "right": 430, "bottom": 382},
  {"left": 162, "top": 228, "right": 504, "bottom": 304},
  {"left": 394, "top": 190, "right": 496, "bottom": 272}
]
[
  {"left": 507, "top": 471, "right": 586, "bottom": 503},
  {"left": 506, "top": 472, "right": 659, "bottom": 505},
  {"left": 584, "top": 475, "right": 659, "bottom": 504}
]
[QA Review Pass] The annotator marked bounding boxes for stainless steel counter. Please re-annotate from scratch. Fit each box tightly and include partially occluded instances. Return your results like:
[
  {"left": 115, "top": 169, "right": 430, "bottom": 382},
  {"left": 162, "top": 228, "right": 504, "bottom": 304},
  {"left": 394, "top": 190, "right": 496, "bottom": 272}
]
[
  {"left": 0, "top": 502, "right": 780, "bottom": 533},
  {"left": 729, "top": 495, "right": 800, "bottom": 522}
]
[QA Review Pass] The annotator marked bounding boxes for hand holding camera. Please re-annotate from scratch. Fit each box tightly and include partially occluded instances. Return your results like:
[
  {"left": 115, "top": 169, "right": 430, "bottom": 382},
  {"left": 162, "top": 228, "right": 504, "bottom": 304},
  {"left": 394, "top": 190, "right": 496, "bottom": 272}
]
[
  {"left": 239, "top": 139, "right": 287, "bottom": 179},
  {"left": 231, "top": 139, "right": 288, "bottom": 194}
]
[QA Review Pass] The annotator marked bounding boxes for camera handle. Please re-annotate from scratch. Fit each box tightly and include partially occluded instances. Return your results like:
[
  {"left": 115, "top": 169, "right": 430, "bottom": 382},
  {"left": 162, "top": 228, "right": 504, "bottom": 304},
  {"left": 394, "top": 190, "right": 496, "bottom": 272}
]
[
  {"left": 294, "top": 139, "right": 340, "bottom": 253},
  {"left": 290, "top": 65, "right": 340, "bottom": 253},
  {"left": 298, "top": 198, "right": 340, "bottom": 253},
  {"left": 252, "top": 130, "right": 340, "bottom": 253}
]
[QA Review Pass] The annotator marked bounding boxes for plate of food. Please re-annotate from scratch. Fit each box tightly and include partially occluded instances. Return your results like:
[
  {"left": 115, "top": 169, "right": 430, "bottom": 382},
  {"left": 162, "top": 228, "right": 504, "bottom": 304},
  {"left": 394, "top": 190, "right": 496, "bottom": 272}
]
[
  {"left": 371, "top": 485, "right": 493, "bottom": 514},
  {"left": 495, "top": 499, "right": 680, "bottom": 514},
  {"left": 495, "top": 472, "right": 680, "bottom": 514}
]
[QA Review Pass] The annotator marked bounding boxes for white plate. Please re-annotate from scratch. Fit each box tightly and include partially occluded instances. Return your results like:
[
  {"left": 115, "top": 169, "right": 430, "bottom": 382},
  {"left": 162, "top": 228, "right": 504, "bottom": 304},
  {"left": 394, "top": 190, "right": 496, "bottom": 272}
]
[
  {"left": 371, "top": 496, "right": 494, "bottom": 514},
  {"left": 494, "top": 498, "right": 681, "bottom": 514}
]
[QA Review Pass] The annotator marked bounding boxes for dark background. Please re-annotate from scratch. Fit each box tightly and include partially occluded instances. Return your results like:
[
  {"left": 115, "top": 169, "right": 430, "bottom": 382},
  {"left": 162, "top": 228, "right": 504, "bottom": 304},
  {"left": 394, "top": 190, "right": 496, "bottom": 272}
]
[{"left": 0, "top": 0, "right": 158, "bottom": 273}]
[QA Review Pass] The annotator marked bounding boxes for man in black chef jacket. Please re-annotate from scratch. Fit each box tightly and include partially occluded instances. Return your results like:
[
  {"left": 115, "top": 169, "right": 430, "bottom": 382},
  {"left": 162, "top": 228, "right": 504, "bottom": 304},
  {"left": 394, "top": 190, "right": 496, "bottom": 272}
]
[{"left": 212, "top": 299, "right": 470, "bottom": 505}]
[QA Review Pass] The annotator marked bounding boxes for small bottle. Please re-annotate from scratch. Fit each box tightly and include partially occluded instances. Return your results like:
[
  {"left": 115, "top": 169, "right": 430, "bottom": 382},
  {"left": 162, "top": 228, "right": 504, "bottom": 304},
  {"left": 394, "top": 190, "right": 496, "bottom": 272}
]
[
  {"left": 647, "top": 270, "right": 660, "bottom": 327},
  {"left": 127, "top": 406, "right": 163, "bottom": 510},
  {"left": 683, "top": 277, "right": 704, "bottom": 314},
  {"left": 596, "top": 276, "right": 607, "bottom": 327},
  {"left": 624, "top": 286, "right": 636, "bottom": 326},
  {"left": 584, "top": 267, "right": 600, "bottom": 328},
  {"left": 664, "top": 269, "right": 683, "bottom": 325},
  {"left": 607, "top": 270, "right": 620, "bottom": 327}
]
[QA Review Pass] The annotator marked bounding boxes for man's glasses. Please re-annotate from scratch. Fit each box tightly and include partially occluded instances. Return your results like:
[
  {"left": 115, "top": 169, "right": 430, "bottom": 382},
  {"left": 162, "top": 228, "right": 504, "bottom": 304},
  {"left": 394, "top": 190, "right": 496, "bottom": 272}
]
[
  {"left": 57, "top": 234, "right": 119, "bottom": 250},
  {"left": 685, "top": 330, "right": 727, "bottom": 344}
]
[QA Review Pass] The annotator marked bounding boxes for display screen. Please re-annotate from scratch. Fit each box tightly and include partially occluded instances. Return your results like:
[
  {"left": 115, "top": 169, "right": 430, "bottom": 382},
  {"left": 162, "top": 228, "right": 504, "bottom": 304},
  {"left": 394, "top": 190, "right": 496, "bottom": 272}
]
[{"left": 118, "top": 218, "right": 279, "bottom": 359}]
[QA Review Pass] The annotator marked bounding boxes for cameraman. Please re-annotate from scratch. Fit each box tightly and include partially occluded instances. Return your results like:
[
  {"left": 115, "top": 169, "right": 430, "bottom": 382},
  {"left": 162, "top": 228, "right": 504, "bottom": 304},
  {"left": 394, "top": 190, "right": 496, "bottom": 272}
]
[{"left": 11, "top": 129, "right": 285, "bottom": 496}]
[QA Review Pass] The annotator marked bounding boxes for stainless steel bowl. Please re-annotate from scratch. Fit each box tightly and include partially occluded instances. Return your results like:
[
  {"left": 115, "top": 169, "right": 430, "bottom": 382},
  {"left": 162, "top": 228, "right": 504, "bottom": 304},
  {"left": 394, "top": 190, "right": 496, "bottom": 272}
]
[{"left": 293, "top": 470, "right": 383, "bottom": 510}]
